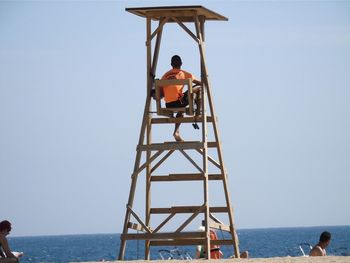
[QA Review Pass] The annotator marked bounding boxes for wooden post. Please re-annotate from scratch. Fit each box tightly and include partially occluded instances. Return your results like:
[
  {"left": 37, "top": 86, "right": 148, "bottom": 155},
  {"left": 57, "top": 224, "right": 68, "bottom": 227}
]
[{"left": 145, "top": 15, "right": 153, "bottom": 260}]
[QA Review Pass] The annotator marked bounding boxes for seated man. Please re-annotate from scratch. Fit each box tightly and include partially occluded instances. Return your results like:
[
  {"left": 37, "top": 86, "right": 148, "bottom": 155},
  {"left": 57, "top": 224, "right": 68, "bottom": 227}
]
[
  {"left": 309, "top": 231, "right": 331, "bottom": 256},
  {"left": 160, "top": 55, "right": 201, "bottom": 141}
]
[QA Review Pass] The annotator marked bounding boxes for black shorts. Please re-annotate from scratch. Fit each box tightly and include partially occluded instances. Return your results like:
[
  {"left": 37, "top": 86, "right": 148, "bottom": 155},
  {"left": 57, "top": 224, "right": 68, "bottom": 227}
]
[{"left": 165, "top": 91, "right": 189, "bottom": 108}]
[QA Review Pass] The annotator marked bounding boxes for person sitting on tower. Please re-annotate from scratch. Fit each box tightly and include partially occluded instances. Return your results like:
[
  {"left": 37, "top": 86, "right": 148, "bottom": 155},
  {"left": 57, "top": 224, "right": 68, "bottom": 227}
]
[{"left": 160, "top": 55, "right": 202, "bottom": 142}]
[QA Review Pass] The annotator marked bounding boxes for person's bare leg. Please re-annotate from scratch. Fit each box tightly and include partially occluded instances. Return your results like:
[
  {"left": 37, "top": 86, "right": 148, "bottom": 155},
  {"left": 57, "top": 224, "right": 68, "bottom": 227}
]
[{"left": 173, "top": 112, "right": 184, "bottom": 141}]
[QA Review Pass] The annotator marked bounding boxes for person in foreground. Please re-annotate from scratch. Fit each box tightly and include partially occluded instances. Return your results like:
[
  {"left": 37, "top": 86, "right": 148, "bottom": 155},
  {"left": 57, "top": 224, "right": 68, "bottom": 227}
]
[
  {"left": 160, "top": 55, "right": 201, "bottom": 141},
  {"left": 309, "top": 231, "right": 331, "bottom": 256},
  {"left": 0, "top": 220, "right": 23, "bottom": 263}
]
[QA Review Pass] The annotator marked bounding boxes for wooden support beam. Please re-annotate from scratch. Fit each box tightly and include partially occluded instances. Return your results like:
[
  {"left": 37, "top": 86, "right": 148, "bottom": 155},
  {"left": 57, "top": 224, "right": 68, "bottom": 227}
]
[
  {"left": 150, "top": 150, "right": 174, "bottom": 174},
  {"left": 150, "top": 239, "right": 234, "bottom": 247},
  {"left": 150, "top": 239, "right": 205, "bottom": 246},
  {"left": 132, "top": 150, "right": 163, "bottom": 178},
  {"left": 150, "top": 206, "right": 228, "bottom": 214},
  {"left": 151, "top": 173, "right": 204, "bottom": 182},
  {"left": 150, "top": 17, "right": 169, "bottom": 41},
  {"left": 179, "top": 149, "right": 203, "bottom": 173},
  {"left": 127, "top": 206, "right": 152, "bottom": 234},
  {"left": 196, "top": 149, "right": 221, "bottom": 169},
  {"left": 153, "top": 213, "right": 176, "bottom": 233},
  {"left": 137, "top": 141, "right": 218, "bottom": 151},
  {"left": 171, "top": 16, "right": 199, "bottom": 43},
  {"left": 121, "top": 231, "right": 205, "bottom": 241},
  {"left": 151, "top": 116, "right": 213, "bottom": 124},
  {"left": 209, "top": 213, "right": 224, "bottom": 224},
  {"left": 175, "top": 205, "right": 205, "bottom": 232},
  {"left": 208, "top": 174, "right": 223, "bottom": 180},
  {"left": 150, "top": 173, "right": 222, "bottom": 182}
]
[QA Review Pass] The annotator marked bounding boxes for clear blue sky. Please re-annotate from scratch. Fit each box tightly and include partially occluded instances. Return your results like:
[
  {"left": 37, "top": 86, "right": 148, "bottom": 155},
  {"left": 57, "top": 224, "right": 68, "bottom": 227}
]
[{"left": 1, "top": 0, "right": 349, "bottom": 237}]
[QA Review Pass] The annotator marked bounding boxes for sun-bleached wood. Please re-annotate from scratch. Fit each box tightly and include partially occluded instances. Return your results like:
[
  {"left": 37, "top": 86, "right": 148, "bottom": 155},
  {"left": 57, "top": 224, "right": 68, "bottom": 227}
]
[
  {"left": 125, "top": 6, "right": 228, "bottom": 22},
  {"left": 151, "top": 116, "right": 213, "bottom": 124},
  {"left": 119, "top": 6, "right": 240, "bottom": 260}
]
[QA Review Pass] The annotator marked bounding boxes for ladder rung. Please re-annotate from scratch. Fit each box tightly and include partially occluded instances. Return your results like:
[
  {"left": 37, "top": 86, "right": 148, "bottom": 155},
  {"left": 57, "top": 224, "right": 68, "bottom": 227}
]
[
  {"left": 151, "top": 116, "right": 214, "bottom": 124},
  {"left": 150, "top": 206, "right": 229, "bottom": 214},
  {"left": 151, "top": 173, "right": 223, "bottom": 182},
  {"left": 137, "top": 141, "right": 218, "bottom": 151}
]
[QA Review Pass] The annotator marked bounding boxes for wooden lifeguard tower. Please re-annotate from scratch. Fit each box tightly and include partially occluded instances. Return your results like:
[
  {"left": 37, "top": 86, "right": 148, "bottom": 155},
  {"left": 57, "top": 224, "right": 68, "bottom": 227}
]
[{"left": 119, "top": 6, "right": 240, "bottom": 260}]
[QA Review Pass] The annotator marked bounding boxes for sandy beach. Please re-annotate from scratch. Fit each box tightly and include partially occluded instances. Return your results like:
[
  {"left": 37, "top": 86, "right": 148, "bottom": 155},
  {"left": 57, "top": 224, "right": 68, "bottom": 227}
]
[{"left": 80, "top": 256, "right": 350, "bottom": 263}]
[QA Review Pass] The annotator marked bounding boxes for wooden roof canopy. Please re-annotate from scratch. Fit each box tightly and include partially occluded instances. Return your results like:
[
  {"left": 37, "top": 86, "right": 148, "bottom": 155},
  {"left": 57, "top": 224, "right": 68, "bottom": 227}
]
[{"left": 125, "top": 5, "right": 228, "bottom": 22}]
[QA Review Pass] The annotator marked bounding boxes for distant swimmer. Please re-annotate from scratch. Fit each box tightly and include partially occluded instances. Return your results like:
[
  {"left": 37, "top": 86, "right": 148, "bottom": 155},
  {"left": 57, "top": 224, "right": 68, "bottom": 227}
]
[
  {"left": 0, "top": 220, "right": 23, "bottom": 262},
  {"left": 309, "top": 231, "right": 331, "bottom": 256}
]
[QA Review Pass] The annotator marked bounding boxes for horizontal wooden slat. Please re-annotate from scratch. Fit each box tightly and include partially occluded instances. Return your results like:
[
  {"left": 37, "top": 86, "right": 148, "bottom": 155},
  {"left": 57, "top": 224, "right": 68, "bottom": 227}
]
[
  {"left": 137, "top": 141, "right": 201, "bottom": 151},
  {"left": 150, "top": 239, "right": 234, "bottom": 247},
  {"left": 150, "top": 206, "right": 229, "bottom": 214},
  {"left": 208, "top": 174, "right": 223, "bottom": 180},
  {"left": 150, "top": 239, "right": 205, "bottom": 246},
  {"left": 137, "top": 141, "right": 218, "bottom": 151},
  {"left": 151, "top": 173, "right": 203, "bottom": 181},
  {"left": 151, "top": 173, "right": 223, "bottom": 182},
  {"left": 151, "top": 116, "right": 213, "bottom": 124},
  {"left": 121, "top": 231, "right": 205, "bottom": 241}
]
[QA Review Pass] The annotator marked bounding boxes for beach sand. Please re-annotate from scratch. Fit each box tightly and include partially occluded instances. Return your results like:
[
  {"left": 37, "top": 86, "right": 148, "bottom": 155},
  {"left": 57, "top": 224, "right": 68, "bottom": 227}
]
[{"left": 80, "top": 256, "right": 350, "bottom": 263}]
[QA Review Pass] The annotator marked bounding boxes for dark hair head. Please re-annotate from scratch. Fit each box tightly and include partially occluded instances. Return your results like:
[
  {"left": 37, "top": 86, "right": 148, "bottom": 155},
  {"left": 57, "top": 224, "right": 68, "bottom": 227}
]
[
  {"left": 171, "top": 55, "right": 182, "bottom": 68},
  {"left": 319, "top": 231, "right": 331, "bottom": 243},
  {"left": 0, "top": 220, "right": 12, "bottom": 232}
]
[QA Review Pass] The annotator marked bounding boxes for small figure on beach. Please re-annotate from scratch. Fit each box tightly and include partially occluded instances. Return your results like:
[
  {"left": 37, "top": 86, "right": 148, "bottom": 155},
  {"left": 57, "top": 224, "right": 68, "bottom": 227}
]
[
  {"left": 0, "top": 220, "right": 23, "bottom": 262},
  {"left": 309, "top": 231, "right": 331, "bottom": 256},
  {"left": 196, "top": 224, "right": 249, "bottom": 259},
  {"left": 160, "top": 55, "right": 202, "bottom": 141},
  {"left": 195, "top": 227, "right": 223, "bottom": 259}
]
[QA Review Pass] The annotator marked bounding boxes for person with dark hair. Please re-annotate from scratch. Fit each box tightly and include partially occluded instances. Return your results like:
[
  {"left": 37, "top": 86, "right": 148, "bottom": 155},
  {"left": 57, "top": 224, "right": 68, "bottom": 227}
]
[
  {"left": 0, "top": 220, "right": 23, "bottom": 262},
  {"left": 309, "top": 231, "right": 331, "bottom": 256},
  {"left": 160, "top": 55, "right": 202, "bottom": 141}
]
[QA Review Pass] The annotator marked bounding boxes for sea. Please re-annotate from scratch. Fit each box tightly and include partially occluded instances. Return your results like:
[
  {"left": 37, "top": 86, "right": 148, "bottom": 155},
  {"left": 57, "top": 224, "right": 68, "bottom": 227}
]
[{"left": 8, "top": 225, "right": 350, "bottom": 262}]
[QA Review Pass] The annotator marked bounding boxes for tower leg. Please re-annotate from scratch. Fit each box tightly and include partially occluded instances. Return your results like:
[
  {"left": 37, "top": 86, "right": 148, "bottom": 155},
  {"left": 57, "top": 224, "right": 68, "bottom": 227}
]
[{"left": 196, "top": 14, "right": 240, "bottom": 258}]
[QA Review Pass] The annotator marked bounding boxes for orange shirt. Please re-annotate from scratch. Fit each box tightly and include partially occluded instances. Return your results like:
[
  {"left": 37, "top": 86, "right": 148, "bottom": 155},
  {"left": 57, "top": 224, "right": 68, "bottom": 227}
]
[{"left": 161, "top": 68, "right": 194, "bottom": 103}]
